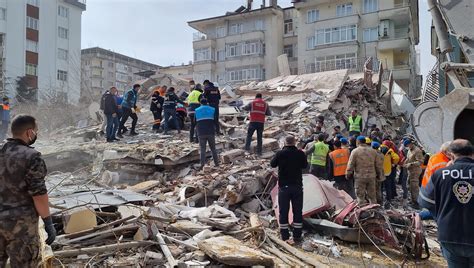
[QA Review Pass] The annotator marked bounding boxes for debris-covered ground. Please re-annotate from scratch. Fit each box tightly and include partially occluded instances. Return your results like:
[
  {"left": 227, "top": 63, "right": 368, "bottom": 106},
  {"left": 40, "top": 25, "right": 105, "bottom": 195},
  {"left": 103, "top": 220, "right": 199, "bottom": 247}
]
[{"left": 35, "top": 69, "right": 446, "bottom": 267}]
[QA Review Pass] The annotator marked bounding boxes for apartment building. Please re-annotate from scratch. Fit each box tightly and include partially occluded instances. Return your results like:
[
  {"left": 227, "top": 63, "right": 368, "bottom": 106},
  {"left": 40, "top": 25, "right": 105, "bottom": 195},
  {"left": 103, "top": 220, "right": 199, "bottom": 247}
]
[
  {"left": 188, "top": 2, "right": 284, "bottom": 86},
  {"left": 188, "top": 0, "right": 420, "bottom": 97},
  {"left": 0, "top": 0, "right": 85, "bottom": 103},
  {"left": 158, "top": 64, "right": 193, "bottom": 81},
  {"left": 81, "top": 47, "right": 160, "bottom": 98}
]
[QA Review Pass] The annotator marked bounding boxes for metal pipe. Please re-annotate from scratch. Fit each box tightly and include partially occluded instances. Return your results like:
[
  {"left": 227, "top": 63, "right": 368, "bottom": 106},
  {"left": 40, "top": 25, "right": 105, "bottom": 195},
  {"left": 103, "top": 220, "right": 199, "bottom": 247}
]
[{"left": 427, "top": 0, "right": 453, "bottom": 53}]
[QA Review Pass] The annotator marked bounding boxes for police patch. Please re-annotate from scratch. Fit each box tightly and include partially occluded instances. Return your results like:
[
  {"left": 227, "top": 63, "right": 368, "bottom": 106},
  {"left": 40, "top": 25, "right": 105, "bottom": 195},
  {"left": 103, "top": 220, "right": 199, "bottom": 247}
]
[{"left": 453, "top": 181, "right": 473, "bottom": 204}]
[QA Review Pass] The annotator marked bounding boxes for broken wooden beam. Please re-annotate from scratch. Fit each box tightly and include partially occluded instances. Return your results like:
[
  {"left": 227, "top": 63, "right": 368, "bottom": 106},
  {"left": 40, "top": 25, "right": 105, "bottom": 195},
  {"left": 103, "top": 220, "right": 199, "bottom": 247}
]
[
  {"left": 155, "top": 229, "right": 178, "bottom": 268},
  {"left": 54, "top": 241, "right": 156, "bottom": 258},
  {"left": 65, "top": 224, "right": 138, "bottom": 244}
]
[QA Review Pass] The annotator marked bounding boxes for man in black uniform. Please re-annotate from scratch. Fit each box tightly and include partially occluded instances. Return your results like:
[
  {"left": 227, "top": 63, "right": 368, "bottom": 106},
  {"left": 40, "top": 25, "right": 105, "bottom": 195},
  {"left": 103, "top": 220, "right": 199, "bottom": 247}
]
[
  {"left": 0, "top": 115, "right": 56, "bottom": 267},
  {"left": 150, "top": 88, "right": 164, "bottom": 133},
  {"left": 203, "top": 80, "right": 221, "bottom": 135},
  {"left": 419, "top": 139, "right": 474, "bottom": 267},
  {"left": 270, "top": 135, "right": 308, "bottom": 244}
]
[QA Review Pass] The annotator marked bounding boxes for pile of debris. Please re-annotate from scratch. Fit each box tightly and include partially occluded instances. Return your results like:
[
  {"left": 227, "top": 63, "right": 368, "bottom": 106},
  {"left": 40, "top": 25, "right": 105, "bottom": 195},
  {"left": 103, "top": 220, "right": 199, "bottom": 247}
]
[{"left": 33, "top": 69, "right": 446, "bottom": 267}]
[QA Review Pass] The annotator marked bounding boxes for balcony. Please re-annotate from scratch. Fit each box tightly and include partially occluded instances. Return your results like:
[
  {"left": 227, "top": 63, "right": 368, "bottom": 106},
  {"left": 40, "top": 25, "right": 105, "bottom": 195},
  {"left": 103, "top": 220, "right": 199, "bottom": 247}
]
[
  {"left": 392, "top": 65, "right": 411, "bottom": 80},
  {"left": 378, "top": 27, "right": 410, "bottom": 50},
  {"left": 64, "top": 0, "right": 86, "bottom": 10},
  {"left": 307, "top": 57, "right": 379, "bottom": 74}
]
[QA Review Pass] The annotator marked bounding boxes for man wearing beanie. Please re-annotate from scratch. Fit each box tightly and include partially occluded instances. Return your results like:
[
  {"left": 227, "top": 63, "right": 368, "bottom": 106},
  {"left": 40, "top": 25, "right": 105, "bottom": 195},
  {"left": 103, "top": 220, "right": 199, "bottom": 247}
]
[
  {"left": 270, "top": 135, "right": 308, "bottom": 244},
  {"left": 372, "top": 141, "right": 386, "bottom": 205},
  {"left": 403, "top": 139, "right": 423, "bottom": 208},
  {"left": 346, "top": 136, "right": 382, "bottom": 204}
]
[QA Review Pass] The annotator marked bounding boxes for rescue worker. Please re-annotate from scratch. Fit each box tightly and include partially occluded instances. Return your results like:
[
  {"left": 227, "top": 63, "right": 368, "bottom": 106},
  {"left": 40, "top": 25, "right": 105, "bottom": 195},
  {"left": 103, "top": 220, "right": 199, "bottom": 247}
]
[
  {"left": 370, "top": 126, "right": 383, "bottom": 142},
  {"left": 371, "top": 141, "right": 386, "bottom": 205},
  {"left": 306, "top": 133, "right": 329, "bottom": 179},
  {"left": 103, "top": 87, "right": 120, "bottom": 142},
  {"left": 0, "top": 115, "right": 56, "bottom": 267},
  {"left": 118, "top": 84, "right": 140, "bottom": 137},
  {"left": 348, "top": 109, "right": 363, "bottom": 137},
  {"left": 195, "top": 98, "right": 219, "bottom": 169},
  {"left": 163, "top": 87, "right": 185, "bottom": 134},
  {"left": 99, "top": 90, "right": 108, "bottom": 135},
  {"left": 403, "top": 139, "right": 424, "bottom": 208},
  {"left": 186, "top": 84, "right": 203, "bottom": 143},
  {"left": 203, "top": 80, "right": 222, "bottom": 135},
  {"left": 270, "top": 135, "right": 308, "bottom": 244},
  {"left": 0, "top": 97, "right": 11, "bottom": 141},
  {"left": 419, "top": 139, "right": 474, "bottom": 267},
  {"left": 328, "top": 140, "right": 355, "bottom": 198},
  {"left": 346, "top": 136, "right": 382, "bottom": 204},
  {"left": 380, "top": 143, "right": 400, "bottom": 208},
  {"left": 419, "top": 142, "right": 451, "bottom": 220},
  {"left": 150, "top": 87, "right": 164, "bottom": 133},
  {"left": 243, "top": 93, "right": 271, "bottom": 156},
  {"left": 189, "top": 80, "right": 195, "bottom": 91}
]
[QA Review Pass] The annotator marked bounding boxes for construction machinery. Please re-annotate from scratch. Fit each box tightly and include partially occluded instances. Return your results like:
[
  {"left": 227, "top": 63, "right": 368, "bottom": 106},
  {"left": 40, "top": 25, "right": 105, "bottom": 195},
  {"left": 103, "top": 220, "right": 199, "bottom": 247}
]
[{"left": 411, "top": 0, "right": 474, "bottom": 154}]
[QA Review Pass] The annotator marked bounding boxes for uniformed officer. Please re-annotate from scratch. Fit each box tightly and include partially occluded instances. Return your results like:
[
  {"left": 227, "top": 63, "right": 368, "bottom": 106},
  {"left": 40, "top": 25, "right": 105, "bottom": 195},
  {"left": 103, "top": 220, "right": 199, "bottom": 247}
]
[
  {"left": 419, "top": 139, "right": 474, "bottom": 267},
  {"left": 347, "top": 109, "right": 363, "bottom": 137},
  {"left": 328, "top": 140, "right": 355, "bottom": 198},
  {"left": 243, "top": 93, "right": 271, "bottom": 156},
  {"left": 403, "top": 139, "right": 424, "bottom": 208},
  {"left": 346, "top": 136, "right": 382, "bottom": 204},
  {"left": 270, "top": 135, "right": 308, "bottom": 244},
  {"left": 203, "top": 80, "right": 222, "bottom": 135},
  {"left": 0, "top": 115, "right": 56, "bottom": 267},
  {"left": 306, "top": 133, "right": 329, "bottom": 179},
  {"left": 195, "top": 98, "right": 219, "bottom": 169},
  {"left": 371, "top": 141, "right": 386, "bottom": 205}
]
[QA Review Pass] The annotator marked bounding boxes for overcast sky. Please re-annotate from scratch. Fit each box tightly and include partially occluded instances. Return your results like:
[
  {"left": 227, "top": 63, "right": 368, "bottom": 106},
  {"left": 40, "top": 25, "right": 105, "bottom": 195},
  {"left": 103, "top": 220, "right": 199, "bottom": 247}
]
[{"left": 81, "top": 0, "right": 435, "bottom": 79}]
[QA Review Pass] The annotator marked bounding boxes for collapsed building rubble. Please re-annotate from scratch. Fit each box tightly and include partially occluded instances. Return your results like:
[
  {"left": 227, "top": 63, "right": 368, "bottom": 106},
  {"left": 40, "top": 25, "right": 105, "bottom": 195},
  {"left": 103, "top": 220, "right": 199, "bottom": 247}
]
[{"left": 30, "top": 67, "right": 447, "bottom": 267}]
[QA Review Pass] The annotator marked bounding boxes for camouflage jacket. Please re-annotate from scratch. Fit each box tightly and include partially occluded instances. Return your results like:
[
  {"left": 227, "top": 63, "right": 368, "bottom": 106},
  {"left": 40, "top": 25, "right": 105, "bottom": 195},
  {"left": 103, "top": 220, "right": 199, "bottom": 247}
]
[
  {"left": 346, "top": 145, "right": 382, "bottom": 179},
  {"left": 405, "top": 146, "right": 424, "bottom": 171},
  {"left": 0, "top": 139, "right": 47, "bottom": 218}
]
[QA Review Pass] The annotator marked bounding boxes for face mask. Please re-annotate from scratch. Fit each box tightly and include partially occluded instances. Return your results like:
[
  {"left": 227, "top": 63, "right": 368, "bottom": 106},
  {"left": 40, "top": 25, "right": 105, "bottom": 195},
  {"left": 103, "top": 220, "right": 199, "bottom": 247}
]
[{"left": 28, "top": 130, "right": 37, "bottom": 145}]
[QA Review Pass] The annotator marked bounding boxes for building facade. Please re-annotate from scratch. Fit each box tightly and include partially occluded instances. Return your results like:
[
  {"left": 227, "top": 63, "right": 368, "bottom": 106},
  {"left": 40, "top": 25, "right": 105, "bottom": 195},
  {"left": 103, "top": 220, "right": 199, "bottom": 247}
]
[
  {"left": 188, "top": 0, "right": 420, "bottom": 97},
  {"left": 81, "top": 47, "right": 160, "bottom": 98},
  {"left": 158, "top": 64, "right": 193, "bottom": 81},
  {"left": 0, "top": 0, "right": 85, "bottom": 103}
]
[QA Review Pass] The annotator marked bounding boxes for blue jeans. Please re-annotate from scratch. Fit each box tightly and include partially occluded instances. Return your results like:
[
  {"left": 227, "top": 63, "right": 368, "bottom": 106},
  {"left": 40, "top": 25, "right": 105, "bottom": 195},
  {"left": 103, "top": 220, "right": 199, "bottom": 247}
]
[
  {"left": 441, "top": 242, "right": 474, "bottom": 268},
  {"left": 0, "top": 121, "right": 8, "bottom": 141},
  {"left": 163, "top": 109, "right": 180, "bottom": 133},
  {"left": 106, "top": 114, "right": 119, "bottom": 140},
  {"left": 384, "top": 168, "right": 397, "bottom": 201}
]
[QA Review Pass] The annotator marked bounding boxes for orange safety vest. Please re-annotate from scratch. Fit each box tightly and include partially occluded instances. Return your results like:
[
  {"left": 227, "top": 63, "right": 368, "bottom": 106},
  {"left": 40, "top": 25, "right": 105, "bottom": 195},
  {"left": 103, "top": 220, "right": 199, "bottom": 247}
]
[
  {"left": 421, "top": 152, "right": 450, "bottom": 188},
  {"left": 2, "top": 104, "right": 9, "bottom": 110},
  {"left": 329, "top": 148, "right": 350, "bottom": 177},
  {"left": 249, "top": 98, "right": 267, "bottom": 123}
]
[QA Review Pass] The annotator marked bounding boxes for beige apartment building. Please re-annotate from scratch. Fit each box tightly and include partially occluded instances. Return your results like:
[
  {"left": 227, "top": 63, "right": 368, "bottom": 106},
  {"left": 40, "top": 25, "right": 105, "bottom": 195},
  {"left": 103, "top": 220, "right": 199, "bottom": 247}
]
[{"left": 188, "top": 0, "right": 420, "bottom": 97}]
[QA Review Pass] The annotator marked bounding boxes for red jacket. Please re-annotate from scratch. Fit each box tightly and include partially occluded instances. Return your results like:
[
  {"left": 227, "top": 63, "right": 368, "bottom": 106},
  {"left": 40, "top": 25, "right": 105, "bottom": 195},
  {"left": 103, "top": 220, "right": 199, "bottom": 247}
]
[{"left": 249, "top": 98, "right": 268, "bottom": 123}]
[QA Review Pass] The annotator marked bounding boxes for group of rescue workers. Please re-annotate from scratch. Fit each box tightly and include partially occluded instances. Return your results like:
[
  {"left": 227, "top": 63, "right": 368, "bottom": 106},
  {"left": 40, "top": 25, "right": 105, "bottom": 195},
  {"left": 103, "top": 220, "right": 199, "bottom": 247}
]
[{"left": 0, "top": 79, "right": 473, "bottom": 267}]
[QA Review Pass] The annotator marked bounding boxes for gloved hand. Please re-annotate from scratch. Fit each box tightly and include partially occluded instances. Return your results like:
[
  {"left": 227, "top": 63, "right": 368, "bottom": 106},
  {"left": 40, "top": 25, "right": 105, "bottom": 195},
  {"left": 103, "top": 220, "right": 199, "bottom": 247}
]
[
  {"left": 43, "top": 216, "right": 56, "bottom": 245},
  {"left": 135, "top": 107, "right": 141, "bottom": 113}
]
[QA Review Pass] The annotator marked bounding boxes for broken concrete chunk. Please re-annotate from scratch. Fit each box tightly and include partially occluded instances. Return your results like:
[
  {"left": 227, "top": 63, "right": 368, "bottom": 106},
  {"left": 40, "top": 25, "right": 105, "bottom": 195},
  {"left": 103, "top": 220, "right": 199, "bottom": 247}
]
[
  {"left": 62, "top": 207, "right": 97, "bottom": 234},
  {"left": 197, "top": 236, "right": 274, "bottom": 266},
  {"left": 220, "top": 149, "right": 245, "bottom": 164},
  {"left": 168, "top": 220, "right": 211, "bottom": 236},
  {"left": 241, "top": 199, "right": 261, "bottom": 213}
]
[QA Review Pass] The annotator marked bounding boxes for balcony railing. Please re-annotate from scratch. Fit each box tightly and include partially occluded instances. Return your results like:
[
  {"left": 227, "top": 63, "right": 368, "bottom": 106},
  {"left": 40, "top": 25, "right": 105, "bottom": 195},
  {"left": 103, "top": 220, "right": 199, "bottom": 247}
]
[
  {"left": 193, "top": 32, "right": 208, "bottom": 41},
  {"left": 394, "top": 0, "right": 409, "bottom": 8},
  {"left": 305, "top": 57, "right": 380, "bottom": 74}
]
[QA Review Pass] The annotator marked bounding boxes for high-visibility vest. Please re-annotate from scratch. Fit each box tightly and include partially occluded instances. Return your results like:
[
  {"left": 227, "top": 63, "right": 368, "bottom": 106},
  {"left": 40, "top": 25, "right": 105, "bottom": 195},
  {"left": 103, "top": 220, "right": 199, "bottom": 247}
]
[
  {"left": 329, "top": 148, "right": 350, "bottom": 176},
  {"left": 187, "top": 90, "right": 202, "bottom": 104},
  {"left": 311, "top": 141, "right": 329, "bottom": 166},
  {"left": 249, "top": 98, "right": 267, "bottom": 123},
  {"left": 2, "top": 104, "right": 9, "bottom": 111},
  {"left": 348, "top": 115, "right": 362, "bottom": 132},
  {"left": 421, "top": 152, "right": 450, "bottom": 188}
]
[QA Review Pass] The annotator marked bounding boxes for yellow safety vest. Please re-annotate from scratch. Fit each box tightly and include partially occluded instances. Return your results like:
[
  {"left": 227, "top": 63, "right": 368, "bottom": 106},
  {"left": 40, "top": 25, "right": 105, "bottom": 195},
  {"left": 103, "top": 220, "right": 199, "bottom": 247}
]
[
  {"left": 349, "top": 115, "right": 362, "bottom": 132},
  {"left": 187, "top": 90, "right": 202, "bottom": 104},
  {"left": 311, "top": 141, "right": 329, "bottom": 166}
]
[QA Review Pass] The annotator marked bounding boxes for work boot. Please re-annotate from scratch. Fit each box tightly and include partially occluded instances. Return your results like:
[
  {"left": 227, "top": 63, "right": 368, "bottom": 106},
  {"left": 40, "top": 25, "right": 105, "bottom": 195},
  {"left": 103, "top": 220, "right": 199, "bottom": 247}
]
[
  {"left": 112, "top": 137, "right": 120, "bottom": 142},
  {"left": 117, "top": 133, "right": 124, "bottom": 139},
  {"left": 130, "top": 131, "right": 139, "bottom": 136}
]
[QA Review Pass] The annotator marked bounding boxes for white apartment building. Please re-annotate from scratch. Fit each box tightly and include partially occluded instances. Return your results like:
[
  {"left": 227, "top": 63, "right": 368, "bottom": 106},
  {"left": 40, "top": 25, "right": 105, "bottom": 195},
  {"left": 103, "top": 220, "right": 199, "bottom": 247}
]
[
  {"left": 0, "top": 0, "right": 86, "bottom": 103},
  {"left": 81, "top": 47, "right": 160, "bottom": 99},
  {"left": 188, "top": 0, "right": 420, "bottom": 97}
]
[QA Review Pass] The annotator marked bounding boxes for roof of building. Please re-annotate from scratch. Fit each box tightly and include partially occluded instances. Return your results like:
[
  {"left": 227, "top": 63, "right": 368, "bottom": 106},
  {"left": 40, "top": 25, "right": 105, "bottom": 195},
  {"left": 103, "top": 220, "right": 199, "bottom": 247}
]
[
  {"left": 81, "top": 47, "right": 161, "bottom": 69},
  {"left": 438, "top": 0, "right": 474, "bottom": 63}
]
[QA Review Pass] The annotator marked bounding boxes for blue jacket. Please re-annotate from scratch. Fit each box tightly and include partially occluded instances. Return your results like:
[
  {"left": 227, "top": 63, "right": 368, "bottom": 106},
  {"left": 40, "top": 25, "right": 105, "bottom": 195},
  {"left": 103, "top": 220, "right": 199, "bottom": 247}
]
[
  {"left": 195, "top": 105, "right": 215, "bottom": 136},
  {"left": 419, "top": 157, "right": 474, "bottom": 246},
  {"left": 116, "top": 95, "right": 123, "bottom": 113},
  {"left": 121, "top": 89, "right": 138, "bottom": 109}
]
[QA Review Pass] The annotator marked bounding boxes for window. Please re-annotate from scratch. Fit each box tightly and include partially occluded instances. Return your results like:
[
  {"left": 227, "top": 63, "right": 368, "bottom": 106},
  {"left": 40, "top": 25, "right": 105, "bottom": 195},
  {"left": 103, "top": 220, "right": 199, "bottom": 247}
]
[
  {"left": 226, "top": 43, "right": 239, "bottom": 57},
  {"left": 108, "top": 71, "right": 114, "bottom": 78},
  {"left": 27, "top": 0, "right": 39, "bottom": 6},
  {"left": 283, "top": 45, "right": 294, "bottom": 58},
  {"left": 315, "top": 53, "right": 357, "bottom": 72},
  {"left": 364, "top": 0, "right": 378, "bottom": 13},
  {"left": 307, "top": 36, "right": 315, "bottom": 49},
  {"left": 242, "top": 42, "right": 261, "bottom": 55},
  {"left": 57, "top": 70, "right": 68, "bottom": 81},
  {"left": 255, "top": 19, "right": 264, "bottom": 30},
  {"left": 0, "top": 8, "right": 6, "bottom": 20},
  {"left": 216, "top": 49, "right": 225, "bottom": 61},
  {"left": 226, "top": 67, "right": 263, "bottom": 82},
  {"left": 58, "top": 6, "right": 69, "bottom": 18},
  {"left": 336, "top": 3, "right": 353, "bottom": 17},
  {"left": 363, "top": 27, "right": 378, "bottom": 42},
  {"left": 313, "top": 25, "right": 357, "bottom": 46},
  {"left": 307, "top": 9, "right": 319, "bottom": 23},
  {"left": 58, "top": 27, "right": 68, "bottom": 39},
  {"left": 194, "top": 48, "right": 211, "bottom": 62},
  {"left": 216, "top": 26, "right": 226, "bottom": 38},
  {"left": 108, "top": 62, "right": 114, "bottom": 68},
  {"left": 284, "top": 19, "right": 293, "bottom": 35},
  {"left": 26, "top": 40, "right": 38, "bottom": 52},
  {"left": 26, "top": 16, "right": 38, "bottom": 30},
  {"left": 58, "top": 48, "right": 68, "bottom": 60},
  {"left": 229, "top": 23, "right": 243, "bottom": 35},
  {"left": 25, "top": 63, "right": 37, "bottom": 76}
]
